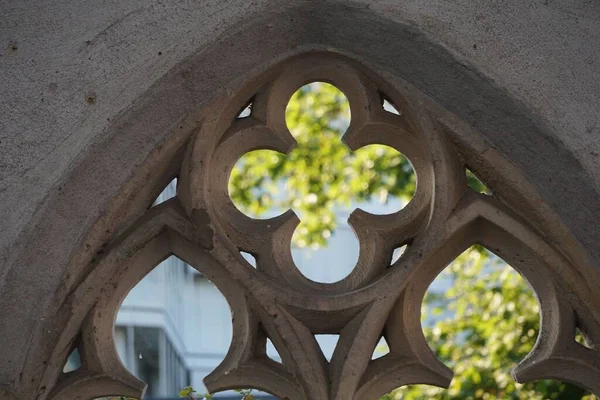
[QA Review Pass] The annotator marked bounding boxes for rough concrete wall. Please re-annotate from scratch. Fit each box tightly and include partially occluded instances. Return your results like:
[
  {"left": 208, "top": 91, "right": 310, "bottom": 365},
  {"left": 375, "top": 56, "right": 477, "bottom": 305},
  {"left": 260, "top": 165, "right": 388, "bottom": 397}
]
[
  {"left": 1, "top": 0, "right": 599, "bottom": 397},
  {"left": 3, "top": 1, "right": 600, "bottom": 266}
]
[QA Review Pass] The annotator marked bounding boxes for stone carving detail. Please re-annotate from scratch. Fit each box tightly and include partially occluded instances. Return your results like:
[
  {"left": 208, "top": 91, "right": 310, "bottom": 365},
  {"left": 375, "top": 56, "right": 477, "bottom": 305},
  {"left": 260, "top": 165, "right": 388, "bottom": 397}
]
[{"left": 45, "top": 54, "right": 600, "bottom": 399}]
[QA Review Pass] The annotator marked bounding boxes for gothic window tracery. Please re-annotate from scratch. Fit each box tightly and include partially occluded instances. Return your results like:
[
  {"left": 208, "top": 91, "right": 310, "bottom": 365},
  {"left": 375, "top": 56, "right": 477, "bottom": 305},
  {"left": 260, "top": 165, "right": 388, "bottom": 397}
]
[{"left": 46, "top": 54, "right": 600, "bottom": 400}]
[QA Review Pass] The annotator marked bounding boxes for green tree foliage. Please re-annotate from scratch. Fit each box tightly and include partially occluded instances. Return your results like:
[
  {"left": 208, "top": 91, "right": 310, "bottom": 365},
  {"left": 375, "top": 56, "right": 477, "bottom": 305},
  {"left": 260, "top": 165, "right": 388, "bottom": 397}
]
[
  {"left": 179, "top": 387, "right": 254, "bottom": 400},
  {"left": 386, "top": 247, "right": 591, "bottom": 399},
  {"left": 225, "top": 83, "right": 591, "bottom": 399},
  {"left": 229, "top": 82, "right": 415, "bottom": 248}
]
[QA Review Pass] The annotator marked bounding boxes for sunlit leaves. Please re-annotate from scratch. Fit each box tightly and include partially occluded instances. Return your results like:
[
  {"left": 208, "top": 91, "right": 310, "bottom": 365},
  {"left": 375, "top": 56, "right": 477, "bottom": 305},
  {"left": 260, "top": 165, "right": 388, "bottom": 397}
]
[
  {"left": 466, "top": 169, "right": 491, "bottom": 195},
  {"left": 178, "top": 387, "right": 253, "bottom": 400},
  {"left": 229, "top": 82, "right": 415, "bottom": 248},
  {"left": 389, "top": 247, "right": 590, "bottom": 399},
  {"left": 234, "top": 388, "right": 255, "bottom": 399},
  {"left": 178, "top": 386, "right": 213, "bottom": 399}
]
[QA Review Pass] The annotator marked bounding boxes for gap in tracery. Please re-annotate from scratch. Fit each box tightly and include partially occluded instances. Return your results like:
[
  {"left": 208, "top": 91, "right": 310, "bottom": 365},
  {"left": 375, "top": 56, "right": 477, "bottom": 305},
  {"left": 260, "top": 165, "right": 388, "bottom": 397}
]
[
  {"left": 391, "top": 244, "right": 408, "bottom": 265},
  {"left": 114, "top": 256, "right": 235, "bottom": 398},
  {"left": 228, "top": 82, "right": 416, "bottom": 283},
  {"left": 372, "top": 336, "right": 390, "bottom": 360},
  {"left": 62, "top": 347, "right": 81, "bottom": 373},
  {"left": 236, "top": 100, "right": 253, "bottom": 119},
  {"left": 152, "top": 177, "right": 177, "bottom": 206},
  {"left": 240, "top": 251, "right": 257, "bottom": 268},
  {"left": 265, "top": 338, "right": 283, "bottom": 364},
  {"left": 385, "top": 246, "right": 592, "bottom": 399},
  {"left": 466, "top": 168, "right": 491, "bottom": 195},
  {"left": 315, "top": 334, "right": 340, "bottom": 362},
  {"left": 381, "top": 94, "right": 401, "bottom": 115},
  {"left": 576, "top": 327, "right": 593, "bottom": 349}
]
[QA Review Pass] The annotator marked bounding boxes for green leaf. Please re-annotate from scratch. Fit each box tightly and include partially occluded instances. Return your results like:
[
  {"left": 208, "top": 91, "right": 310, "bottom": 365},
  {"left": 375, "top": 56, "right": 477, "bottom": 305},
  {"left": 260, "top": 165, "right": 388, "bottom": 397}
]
[{"left": 179, "top": 386, "right": 194, "bottom": 397}]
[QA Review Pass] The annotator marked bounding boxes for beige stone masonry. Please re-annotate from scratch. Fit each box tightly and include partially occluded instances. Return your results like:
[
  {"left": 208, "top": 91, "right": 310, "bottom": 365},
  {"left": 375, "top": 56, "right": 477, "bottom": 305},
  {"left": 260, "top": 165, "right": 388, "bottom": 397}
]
[{"left": 31, "top": 54, "right": 600, "bottom": 400}]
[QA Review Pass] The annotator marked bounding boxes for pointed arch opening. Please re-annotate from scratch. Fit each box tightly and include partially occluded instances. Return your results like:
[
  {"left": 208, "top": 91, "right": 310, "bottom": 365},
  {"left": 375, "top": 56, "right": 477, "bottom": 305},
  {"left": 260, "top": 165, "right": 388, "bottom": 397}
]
[
  {"left": 113, "top": 255, "right": 234, "bottom": 398},
  {"left": 387, "top": 245, "right": 593, "bottom": 399}
]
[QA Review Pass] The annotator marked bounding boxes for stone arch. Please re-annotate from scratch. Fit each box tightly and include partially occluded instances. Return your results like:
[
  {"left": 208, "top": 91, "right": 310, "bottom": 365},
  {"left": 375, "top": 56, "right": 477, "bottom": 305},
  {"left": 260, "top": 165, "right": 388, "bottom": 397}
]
[{"left": 1, "top": 3, "right": 600, "bottom": 399}]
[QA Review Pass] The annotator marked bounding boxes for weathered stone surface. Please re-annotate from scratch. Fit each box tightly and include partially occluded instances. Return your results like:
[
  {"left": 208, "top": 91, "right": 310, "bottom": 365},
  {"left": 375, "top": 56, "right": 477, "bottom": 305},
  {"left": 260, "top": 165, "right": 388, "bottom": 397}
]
[{"left": 1, "top": 2, "right": 599, "bottom": 399}]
